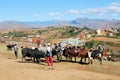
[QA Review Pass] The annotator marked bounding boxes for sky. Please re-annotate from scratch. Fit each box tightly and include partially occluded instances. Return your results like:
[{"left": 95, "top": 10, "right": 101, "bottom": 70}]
[{"left": 0, "top": 0, "right": 120, "bottom": 22}]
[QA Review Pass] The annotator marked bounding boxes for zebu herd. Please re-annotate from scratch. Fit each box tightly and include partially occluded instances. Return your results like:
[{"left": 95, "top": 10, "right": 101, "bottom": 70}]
[{"left": 6, "top": 43, "right": 110, "bottom": 65}]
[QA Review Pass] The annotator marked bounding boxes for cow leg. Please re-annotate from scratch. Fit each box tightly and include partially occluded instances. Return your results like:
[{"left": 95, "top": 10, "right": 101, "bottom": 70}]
[
  {"left": 35, "top": 57, "right": 40, "bottom": 63},
  {"left": 58, "top": 53, "right": 62, "bottom": 62},
  {"left": 22, "top": 57, "right": 24, "bottom": 62},
  {"left": 88, "top": 57, "right": 92, "bottom": 64},
  {"left": 66, "top": 57, "right": 68, "bottom": 61},
  {"left": 98, "top": 58, "right": 102, "bottom": 65},
  {"left": 71, "top": 58, "right": 72, "bottom": 62},
  {"left": 80, "top": 58, "right": 83, "bottom": 63},
  {"left": 58, "top": 52, "right": 62, "bottom": 61},
  {"left": 84, "top": 58, "right": 86, "bottom": 63},
  {"left": 59, "top": 52, "right": 63, "bottom": 62},
  {"left": 60, "top": 51, "right": 63, "bottom": 61},
  {"left": 98, "top": 54, "right": 102, "bottom": 65},
  {"left": 57, "top": 54, "right": 60, "bottom": 62},
  {"left": 33, "top": 57, "right": 36, "bottom": 62},
  {"left": 75, "top": 57, "right": 76, "bottom": 62},
  {"left": 69, "top": 56, "right": 72, "bottom": 62},
  {"left": 90, "top": 59, "right": 93, "bottom": 64},
  {"left": 22, "top": 56, "right": 26, "bottom": 62}
]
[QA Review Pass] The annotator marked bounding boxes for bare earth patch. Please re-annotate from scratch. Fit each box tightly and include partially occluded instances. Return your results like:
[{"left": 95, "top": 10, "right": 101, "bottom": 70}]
[{"left": 0, "top": 57, "right": 119, "bottom": 80}]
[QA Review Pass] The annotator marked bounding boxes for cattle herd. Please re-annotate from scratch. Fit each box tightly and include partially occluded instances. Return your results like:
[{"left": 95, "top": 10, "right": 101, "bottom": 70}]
[{"left": 6, "top": 43, "right": 111, "bottom": 65}]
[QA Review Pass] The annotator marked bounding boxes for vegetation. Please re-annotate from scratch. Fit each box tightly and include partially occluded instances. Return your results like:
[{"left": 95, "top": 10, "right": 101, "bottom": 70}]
[
  {"left": 36, "top": 29, "right": 48, "bottom": 34},
  {"left": 106, "top": 42, "right": 120, "bottom": 47},
  {"left": 2, "top": 31, "right": 28, "bottom": 37},
  {"left": 1, "top": 26, "right": 120, "bottom": 51},
  {"left": 61, "top": 26, "right": 81, "bottom": 38},
  {"left": 85, "top": 40, "right": 104, "bottom": 48}
]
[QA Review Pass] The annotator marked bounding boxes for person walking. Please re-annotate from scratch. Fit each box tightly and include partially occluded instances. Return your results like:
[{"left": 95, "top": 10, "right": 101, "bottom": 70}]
[
  {"left": 13, "top": 44, "right": 18, "bottom": 58},
  {"left": 46, "top": 43, "right": 53, "bottom": 69}
]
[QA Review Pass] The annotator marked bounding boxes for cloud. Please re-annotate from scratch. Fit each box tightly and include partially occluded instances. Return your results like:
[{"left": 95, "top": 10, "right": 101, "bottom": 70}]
[
  {"left": 106, "top": 2, "right": 120, "bottom": 12},
  {"left": 112, "top": 13, "right": 117, "bottom": 16},
  {"left": 109, "top": 2, "right": 120, "bottom": 7},
  {"left": 33, "top": 13, "right": 41, "bottom": 17},
  {"left": 66, "top": 2, "right": 120, "bottom": 17},
  {"left": 97, "top": 13, "right": 105, "bottom": 16},
  {"left": 48, "top": 12, "right": 62, "bottom": 20},
  {"left": 67, "top": 9, "right": 80, "bottom": 14},
  {"left": 48, "top": 12, "right": 61, "bottom": 17},
  {"left": 81, "top": 8, "right": 108, "bottom": 14}
]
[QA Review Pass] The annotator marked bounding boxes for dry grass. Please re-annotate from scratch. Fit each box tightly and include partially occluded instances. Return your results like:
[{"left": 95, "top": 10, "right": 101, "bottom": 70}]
[
  {"left": 0, "top": 43, "right": 22, "bottom": 59},
  {"left": 90, "top": 37, "right": 120, "bottom": 44},
  {"left": 0, "top": 43, "right": 120, "bottom": 76}
]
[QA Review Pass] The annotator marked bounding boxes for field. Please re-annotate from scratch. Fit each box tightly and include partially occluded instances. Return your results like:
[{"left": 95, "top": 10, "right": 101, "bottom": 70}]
[{"left": 0, "top": 43, "right": 120, "bottom": 80}]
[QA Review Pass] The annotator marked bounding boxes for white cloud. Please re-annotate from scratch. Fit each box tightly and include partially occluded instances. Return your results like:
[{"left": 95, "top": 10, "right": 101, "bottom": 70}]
[
  {"left": 48, "top": 12, "right": 61, "bottom": 17},
  {"left": 81, "top": 8, "right": 107, "bottom": 14},
  {"left": 33, "top": 13, "right": 41, "bottom": 17},
  {"left": 97, "top": 13, "right": 105, "bottom": 16},
  {"left": 48, "top": 12, "right": 62, "bottom": 20},
  {"left": 109, "top": 2, "right": 120, "bottom": 7},
  {"left": 112, "top": 13, "right": 117, "bottom": 16},
  {"left": 68, "top": 2, "right": 120, "bottom": 16},
  {"left": 106, "top": 3, "right": 120, "bottom": 12},
  {"left": 67, "top": 9, "right": 80, "bottom": 14}
]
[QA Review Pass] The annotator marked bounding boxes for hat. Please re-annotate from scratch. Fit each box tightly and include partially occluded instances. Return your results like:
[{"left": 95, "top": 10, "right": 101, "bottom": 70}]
[
  {"left": 47, "top": 43, "right": 51, "bottom": 45},
  {"left": 98, "top": 45, "right": 102, "bottom": 46}
]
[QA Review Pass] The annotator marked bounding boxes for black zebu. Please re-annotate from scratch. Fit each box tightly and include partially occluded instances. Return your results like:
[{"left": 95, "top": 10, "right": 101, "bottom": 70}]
[
  {"left": 52, "top": 47, "right": 63, "bottom": 62},
  {"left": 21, "top": 48, "right": 45, "bottom": 63},
  {"left": 6, "top": 44, "right": 15, "bottom": 51}
]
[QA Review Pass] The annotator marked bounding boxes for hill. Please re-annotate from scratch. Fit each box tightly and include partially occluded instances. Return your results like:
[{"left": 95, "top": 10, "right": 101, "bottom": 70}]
[
  {"left": 0, "top": 18, "right": 120, "bottom": 30},
  {"left": 71, "top": 18, "right": 120, "bottom": 29}
]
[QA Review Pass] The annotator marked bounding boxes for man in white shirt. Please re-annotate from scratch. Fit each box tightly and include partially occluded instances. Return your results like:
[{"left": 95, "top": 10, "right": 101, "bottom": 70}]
[{"left": 46, "top": 43, "right": 53, "bottom": 67}]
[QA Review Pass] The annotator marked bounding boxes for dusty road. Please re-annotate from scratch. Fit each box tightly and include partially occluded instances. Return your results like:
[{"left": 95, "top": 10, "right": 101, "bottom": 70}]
[{"left": 0, "top": 56, "right": 119, "bottom": 80}]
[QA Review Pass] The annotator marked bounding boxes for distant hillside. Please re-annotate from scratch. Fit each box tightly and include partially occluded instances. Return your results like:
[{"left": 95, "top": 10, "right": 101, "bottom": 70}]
[
  {"left": 0, "top": 18, "right": 120, "bottom": 30},
  {"left": 0, "top": 21, "right": 29, "bottom": 30},
  {"left": 70, "top": 18, "right": 120, "bottom": 29},
  {"left": 0, "top": 20, "right": 59, "bottom": 30}
]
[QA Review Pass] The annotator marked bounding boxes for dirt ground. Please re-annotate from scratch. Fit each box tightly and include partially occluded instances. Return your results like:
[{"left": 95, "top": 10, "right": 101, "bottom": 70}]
[{"left": 0, "top": 56, "right": 120, "bottom": 80}]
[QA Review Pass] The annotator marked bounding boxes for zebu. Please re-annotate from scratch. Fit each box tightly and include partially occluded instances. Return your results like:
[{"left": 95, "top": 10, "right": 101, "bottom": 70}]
[
  {"left": 6, "top": 44, "right": 15, "bottom": 51},
  {"left": 52, "top": 45, "right": 63, "bottom": 62},
  {"left": 63, "top": 47, "right": 79, "bottom": 62},
  {"left": 21, "top": 47, "right": 45, "bottom": 63}
]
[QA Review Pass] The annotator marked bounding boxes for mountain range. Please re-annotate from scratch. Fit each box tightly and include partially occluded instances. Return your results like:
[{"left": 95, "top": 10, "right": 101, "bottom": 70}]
[{"left": 0, "top": 18, "right": 120, "bottom": 30}]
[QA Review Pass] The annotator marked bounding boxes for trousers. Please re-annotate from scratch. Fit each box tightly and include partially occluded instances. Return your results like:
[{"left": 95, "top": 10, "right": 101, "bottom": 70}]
[{"left": 46, "top": 56, "right": 53, "bottom": 66}]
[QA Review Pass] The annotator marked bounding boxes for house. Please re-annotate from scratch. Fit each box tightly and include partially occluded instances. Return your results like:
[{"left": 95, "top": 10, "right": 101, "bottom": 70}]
[
  {"left": 96, "top": 28, "right": 109, "bottom": 36},
  {"left": 96, "top": 28, "right": 102, "bottom": 35},
  {"left": 78, "top": 31, "right": 92, "bottom": 39}
]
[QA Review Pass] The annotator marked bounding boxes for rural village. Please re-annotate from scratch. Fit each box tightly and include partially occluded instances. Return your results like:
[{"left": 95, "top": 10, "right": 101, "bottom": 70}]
[{"left": 0, "top": 0, "right": 120, "bottom": 80}]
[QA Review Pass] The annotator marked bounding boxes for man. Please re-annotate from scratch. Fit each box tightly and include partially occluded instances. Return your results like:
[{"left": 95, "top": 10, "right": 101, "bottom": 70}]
[
  {"left": 46, "top": 43, "right": 53, "bottom": 68},
  {"left": 13, "top": 44, "right": 18, "bottom": 58}
]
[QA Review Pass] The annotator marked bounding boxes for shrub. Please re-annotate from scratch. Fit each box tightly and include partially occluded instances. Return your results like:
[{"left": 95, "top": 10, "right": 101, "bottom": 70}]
[
  {"left": 106, "top": 42, "right": 115, "bottom": 46},
  {"left": 85, "top": 40, "right": 104, "bottom": 48}
]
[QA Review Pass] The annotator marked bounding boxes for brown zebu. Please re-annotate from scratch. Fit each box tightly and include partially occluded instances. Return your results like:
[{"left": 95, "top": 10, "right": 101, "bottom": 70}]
[
  {"left": 102, "top": 49, "right": 110, "bottom": 60},
  {"left": 77, "top": 48, "right": 90, "bottom": 64},
  {"left": 63, "top": 47, "right": 79, "bottom": 62},
  {"left": 77, "top": 47, "right": 105, "bottom": 65}
]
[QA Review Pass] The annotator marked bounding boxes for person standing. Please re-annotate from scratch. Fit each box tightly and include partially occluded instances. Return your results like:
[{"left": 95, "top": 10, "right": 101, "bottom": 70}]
[
  {"left": 46, "top": 43, "right": 53, "bottom": 68},
  {"left": 13, "top": 44, "right": 18, "bottom": 58}
]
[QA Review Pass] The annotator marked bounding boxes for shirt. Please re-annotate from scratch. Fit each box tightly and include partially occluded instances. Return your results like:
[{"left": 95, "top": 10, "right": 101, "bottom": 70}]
[{"left": 46, "top": 46, "right": 52, "bottom": 56}]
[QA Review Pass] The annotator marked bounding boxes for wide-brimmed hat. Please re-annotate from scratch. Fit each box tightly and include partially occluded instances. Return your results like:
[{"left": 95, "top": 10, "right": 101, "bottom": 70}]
[{"left": 47, "top": 43, "right": 51, "bottom": 45}]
